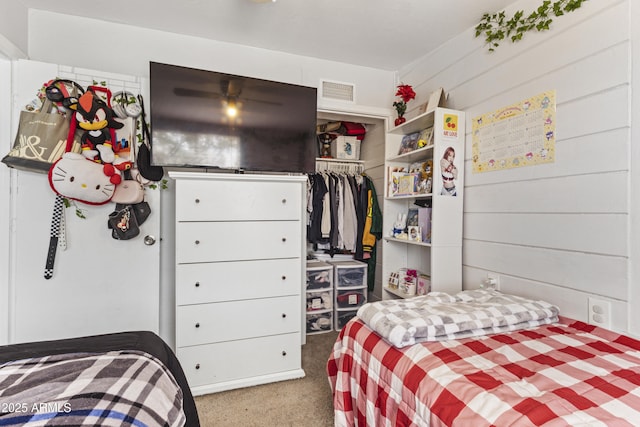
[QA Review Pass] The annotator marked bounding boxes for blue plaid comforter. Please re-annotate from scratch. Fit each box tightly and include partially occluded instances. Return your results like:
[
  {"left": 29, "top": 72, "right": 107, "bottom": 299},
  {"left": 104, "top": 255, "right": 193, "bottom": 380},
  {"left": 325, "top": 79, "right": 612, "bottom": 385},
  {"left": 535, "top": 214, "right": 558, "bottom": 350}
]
[{"left": 0, "top": 350, "right": 185, "bottom": 426}]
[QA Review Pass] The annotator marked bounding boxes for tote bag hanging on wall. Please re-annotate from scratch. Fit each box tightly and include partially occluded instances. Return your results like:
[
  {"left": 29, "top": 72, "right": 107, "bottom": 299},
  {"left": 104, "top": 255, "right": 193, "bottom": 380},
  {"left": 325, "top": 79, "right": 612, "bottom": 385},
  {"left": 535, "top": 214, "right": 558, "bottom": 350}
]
[{"left": 2, "top": 99, "right": 81, "bottom": 173}]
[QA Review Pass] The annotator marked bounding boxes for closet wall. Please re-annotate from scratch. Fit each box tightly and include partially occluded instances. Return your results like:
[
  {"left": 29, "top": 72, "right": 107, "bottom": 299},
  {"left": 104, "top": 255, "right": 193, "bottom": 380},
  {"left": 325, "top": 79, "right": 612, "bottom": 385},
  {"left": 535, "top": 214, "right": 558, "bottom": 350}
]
[{"left": 396, "top": 0, "right": 636, "bottom": 334}]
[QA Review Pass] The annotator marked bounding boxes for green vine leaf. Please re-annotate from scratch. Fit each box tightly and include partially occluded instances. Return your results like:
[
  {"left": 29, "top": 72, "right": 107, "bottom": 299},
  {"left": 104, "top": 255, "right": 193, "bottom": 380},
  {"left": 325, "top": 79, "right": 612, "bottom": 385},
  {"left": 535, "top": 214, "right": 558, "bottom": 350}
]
[
  {"left": 63, "top": 197, "right": 87, "bottom": 219},
  {"left": 475, "top": 0, "right": 587, "bottom": 52}
]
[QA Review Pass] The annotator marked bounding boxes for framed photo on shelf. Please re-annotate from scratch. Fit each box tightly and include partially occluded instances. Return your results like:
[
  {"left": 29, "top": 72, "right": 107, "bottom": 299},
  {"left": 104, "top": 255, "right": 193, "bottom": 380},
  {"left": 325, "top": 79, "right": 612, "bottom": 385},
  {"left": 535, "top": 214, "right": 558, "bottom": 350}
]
[
  {"left": 397, "top": 174, "right": 418, "bottom": 195},
  {"left": 426, "top": 87, "right": 446, "bottom": 113},
  {"left": 398, "top": 132, "right": 420, "bottom": 155},
  {"left": 408, "top": 226, "right": 422, "bottom": 242},
  {"left": 406, "top": 208, "right": 419, "bottom": 227}
]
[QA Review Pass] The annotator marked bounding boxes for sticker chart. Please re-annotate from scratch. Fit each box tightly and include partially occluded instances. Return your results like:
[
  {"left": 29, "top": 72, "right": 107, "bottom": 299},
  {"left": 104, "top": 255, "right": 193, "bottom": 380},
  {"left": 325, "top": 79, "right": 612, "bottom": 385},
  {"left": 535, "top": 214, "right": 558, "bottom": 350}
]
[{"left": 472, "top": 90, "right": 556, "bottom": 173}]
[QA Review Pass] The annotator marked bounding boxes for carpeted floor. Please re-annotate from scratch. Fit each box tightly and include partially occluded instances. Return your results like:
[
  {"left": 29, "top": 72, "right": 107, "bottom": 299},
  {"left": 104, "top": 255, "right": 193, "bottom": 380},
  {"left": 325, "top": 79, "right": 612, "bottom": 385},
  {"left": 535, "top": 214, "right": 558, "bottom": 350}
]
[{"left": 194, "top": 330, "right": 339, "bottom": 427}]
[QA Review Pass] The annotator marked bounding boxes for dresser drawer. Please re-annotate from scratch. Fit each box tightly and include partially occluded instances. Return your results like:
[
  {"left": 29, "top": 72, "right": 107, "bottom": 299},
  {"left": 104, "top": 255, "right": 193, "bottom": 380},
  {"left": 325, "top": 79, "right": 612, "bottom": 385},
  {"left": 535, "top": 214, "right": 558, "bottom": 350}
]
[
  {"left": 177, "top": 333, "right": 301, "bottom": 388},
  {"left": 176, "top": 295, "right": 301, "bottom": 347},
  {"left": 176, "top": 259, "right": 301, "bottom": 305},
  {"left": 175, "top": 178, "right": 302, "bottom": 221},
  {"left": 176, "top": 221, "right": 301, "bottom": 263}
]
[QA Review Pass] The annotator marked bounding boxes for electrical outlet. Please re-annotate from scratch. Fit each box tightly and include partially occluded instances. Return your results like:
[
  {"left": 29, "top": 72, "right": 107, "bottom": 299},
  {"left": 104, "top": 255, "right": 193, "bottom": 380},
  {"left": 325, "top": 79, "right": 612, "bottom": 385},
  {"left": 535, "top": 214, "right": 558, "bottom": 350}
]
[
  {"left": 588, "top": 298, "right": 611, "bottom": 329},
  {"left": 481, "top": 272, "right": 500, "bottom": 290},
  {"left": 487, "top": 273, "right": 500, "bottom": 290}
]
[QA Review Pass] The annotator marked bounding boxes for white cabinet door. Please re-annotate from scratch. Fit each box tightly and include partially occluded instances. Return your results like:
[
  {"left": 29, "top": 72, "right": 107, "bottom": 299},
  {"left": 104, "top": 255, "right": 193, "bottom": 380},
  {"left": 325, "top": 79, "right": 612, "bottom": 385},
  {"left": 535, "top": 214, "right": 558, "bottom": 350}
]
[{"left": 8, "top": 60, "right": 161, "bottom": 344}]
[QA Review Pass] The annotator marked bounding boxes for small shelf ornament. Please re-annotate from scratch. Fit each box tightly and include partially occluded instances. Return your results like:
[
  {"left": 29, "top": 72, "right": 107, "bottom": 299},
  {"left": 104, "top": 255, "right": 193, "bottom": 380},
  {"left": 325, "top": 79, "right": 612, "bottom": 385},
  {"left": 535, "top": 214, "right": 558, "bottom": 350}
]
[{"left": 392, "top": 83, "right": 416, "bottom": 127}]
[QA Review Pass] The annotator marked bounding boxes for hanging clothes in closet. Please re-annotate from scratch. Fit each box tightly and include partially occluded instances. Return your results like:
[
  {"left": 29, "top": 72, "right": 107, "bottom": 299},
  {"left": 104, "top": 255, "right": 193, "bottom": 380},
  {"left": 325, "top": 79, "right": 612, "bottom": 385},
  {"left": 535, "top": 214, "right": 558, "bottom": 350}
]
[{"left": 307, "top": 170, "right": 382, "bottom": 292}]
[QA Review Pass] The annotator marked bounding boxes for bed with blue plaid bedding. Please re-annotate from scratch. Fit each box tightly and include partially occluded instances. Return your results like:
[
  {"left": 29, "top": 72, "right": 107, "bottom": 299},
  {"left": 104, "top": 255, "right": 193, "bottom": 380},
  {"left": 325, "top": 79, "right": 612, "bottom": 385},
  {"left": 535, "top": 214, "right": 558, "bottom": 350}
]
[{"left": 0, "top": 350, "right": 186, "bottom": 426}]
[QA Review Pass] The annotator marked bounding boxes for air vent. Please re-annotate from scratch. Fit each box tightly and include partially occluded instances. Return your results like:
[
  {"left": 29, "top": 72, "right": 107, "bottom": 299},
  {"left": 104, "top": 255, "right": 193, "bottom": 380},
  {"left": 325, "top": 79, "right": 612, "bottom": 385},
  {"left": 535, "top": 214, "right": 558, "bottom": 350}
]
[{"left": 320, "top": 80, "right": 355, "bottom": 103}]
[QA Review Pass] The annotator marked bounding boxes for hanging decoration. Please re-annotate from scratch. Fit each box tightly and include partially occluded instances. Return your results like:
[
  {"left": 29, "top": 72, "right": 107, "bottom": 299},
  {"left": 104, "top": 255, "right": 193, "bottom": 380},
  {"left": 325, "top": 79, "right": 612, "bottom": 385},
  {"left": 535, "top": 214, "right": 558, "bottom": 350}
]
[{"left": 474, "top": 0, "right": 587, "bottom": 52}]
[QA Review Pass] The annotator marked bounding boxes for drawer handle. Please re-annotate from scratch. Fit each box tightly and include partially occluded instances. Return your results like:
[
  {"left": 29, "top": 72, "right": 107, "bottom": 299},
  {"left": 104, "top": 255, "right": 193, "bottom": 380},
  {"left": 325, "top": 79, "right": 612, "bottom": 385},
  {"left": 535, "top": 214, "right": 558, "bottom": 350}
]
[
  {"left": 195, "top": 282, "right": 200, "bottom": 288},
  {"left": 281, "top": 237, "right": 286, "bottom": 242},
  {"left": 282, "top": 351, "right": 287, "bottom": 357},
  {"left": 195, "top": 240, "right": 200, "bottom": 245},
  {"left": 281, "top": 275, "right": 286, "bottom": 281},
  {"left": 195, "top": 363, "right": 200, "bottom": 370},
  {"left": 282, "top": 198, "right": 287, "bottom": 204},
  {"left": 195, "top": 323, "right": 200, "bottom": 328},
  {"left": 281, "top": 313, "right": 287, "bottom": 318},
  {"left": 195, "top": 198, "right": 200, "bottom": 204}
]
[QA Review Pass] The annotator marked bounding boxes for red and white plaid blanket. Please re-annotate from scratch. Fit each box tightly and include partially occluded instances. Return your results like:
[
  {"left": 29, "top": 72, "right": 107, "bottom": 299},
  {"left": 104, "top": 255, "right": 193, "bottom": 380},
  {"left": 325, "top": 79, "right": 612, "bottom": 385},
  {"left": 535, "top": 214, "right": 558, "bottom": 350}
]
[{"left": 328, "top": 316, "right": 640, "bottom": 426}]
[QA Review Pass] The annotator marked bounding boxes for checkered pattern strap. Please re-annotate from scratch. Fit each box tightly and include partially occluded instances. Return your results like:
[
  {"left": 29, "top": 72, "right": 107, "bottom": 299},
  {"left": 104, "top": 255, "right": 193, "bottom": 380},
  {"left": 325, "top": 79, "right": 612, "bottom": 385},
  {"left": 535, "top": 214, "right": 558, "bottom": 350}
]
[
  {"left": 57, "top": 200, "right": 66, "bottom": 250},
  {"left": 44, "top": 195, "right": 65, "bottom": 279}
]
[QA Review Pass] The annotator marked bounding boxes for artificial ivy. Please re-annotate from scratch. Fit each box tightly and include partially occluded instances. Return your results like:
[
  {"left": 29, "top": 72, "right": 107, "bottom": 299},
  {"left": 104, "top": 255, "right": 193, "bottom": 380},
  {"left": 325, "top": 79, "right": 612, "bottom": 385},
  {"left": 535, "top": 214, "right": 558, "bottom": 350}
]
[{"left": 475, "top": 0, "right": 587, "bottom": 52}]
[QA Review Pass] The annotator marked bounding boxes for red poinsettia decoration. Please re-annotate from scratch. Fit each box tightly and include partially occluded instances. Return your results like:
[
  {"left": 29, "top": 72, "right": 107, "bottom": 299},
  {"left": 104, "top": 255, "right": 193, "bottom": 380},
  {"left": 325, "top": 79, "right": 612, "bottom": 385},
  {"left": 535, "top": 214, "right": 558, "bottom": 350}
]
[
  {"left": 396, "top": 84, "right": 416, "bottom": 103},
  {"left": 392, "top": 84, "right": 416, "bottom": 125}
]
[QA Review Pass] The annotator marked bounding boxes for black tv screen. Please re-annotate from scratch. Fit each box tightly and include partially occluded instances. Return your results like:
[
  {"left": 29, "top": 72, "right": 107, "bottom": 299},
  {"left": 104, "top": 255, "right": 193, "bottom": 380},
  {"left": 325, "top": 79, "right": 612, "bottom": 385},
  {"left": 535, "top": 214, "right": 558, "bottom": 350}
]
[{"left": 149, "top": 62, "right": 317, "bottom": 173}]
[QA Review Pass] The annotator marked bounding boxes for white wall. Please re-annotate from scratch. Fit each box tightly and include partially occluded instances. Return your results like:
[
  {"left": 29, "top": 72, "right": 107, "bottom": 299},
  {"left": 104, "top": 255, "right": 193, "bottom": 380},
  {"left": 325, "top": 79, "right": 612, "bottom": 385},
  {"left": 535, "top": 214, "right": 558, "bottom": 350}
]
[
  {"left": 398, "top": 0, "right": 636, "bottom": 335},
  {"left": 0, "top": 3, "right": 28, "bottom": 58},
  {"left": 25, "top": 10, "right": 394, "bottom": 115}
]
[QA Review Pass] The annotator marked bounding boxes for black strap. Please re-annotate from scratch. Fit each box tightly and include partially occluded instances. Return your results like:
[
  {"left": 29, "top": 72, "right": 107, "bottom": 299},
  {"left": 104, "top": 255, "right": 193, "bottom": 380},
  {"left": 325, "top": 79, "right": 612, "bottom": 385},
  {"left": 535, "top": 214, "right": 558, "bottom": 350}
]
[
  {"left": 44, "top": 195, "right": 64, "bottom": 280},
  {"left": 138, "top": 95, "right": 152, "bottom": 149}
]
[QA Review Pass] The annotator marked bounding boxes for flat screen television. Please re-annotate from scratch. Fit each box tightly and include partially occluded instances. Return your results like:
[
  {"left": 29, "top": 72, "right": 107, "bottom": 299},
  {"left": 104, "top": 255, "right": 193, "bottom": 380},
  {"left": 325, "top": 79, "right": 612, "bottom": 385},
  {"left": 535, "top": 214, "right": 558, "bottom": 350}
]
[{"left": 149, "top": 62, "right": 318, "bottom": 173}]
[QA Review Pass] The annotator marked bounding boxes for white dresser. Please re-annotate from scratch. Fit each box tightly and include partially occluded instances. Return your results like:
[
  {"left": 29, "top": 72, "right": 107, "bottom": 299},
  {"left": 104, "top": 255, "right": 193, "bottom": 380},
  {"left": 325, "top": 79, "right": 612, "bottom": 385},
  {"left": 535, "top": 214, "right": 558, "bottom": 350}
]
[{"left": 170, "top": 172, "right": 307, "bottom": 395}]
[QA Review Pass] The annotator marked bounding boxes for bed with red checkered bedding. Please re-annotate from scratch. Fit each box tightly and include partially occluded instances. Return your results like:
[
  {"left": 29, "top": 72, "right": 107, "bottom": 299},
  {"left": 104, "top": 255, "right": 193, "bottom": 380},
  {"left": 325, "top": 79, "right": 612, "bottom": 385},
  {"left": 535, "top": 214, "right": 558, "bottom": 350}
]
[{"left": 327, "top": 316, "right": 640, "bottom": 426}]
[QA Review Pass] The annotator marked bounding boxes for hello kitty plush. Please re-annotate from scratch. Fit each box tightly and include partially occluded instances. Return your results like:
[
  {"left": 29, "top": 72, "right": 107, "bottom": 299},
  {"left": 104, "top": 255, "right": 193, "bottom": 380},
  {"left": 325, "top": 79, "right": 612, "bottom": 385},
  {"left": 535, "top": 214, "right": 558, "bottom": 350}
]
[{"left": 48, "top": 152, "right": 121, "bottom": 205}]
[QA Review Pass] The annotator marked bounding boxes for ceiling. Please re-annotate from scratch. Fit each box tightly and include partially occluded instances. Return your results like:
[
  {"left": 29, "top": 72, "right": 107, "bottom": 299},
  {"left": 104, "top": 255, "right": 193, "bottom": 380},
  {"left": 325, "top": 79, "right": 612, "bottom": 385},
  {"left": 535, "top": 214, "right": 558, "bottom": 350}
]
[{"left": 17, "top": 0, "right": 515, "bottom": 71}]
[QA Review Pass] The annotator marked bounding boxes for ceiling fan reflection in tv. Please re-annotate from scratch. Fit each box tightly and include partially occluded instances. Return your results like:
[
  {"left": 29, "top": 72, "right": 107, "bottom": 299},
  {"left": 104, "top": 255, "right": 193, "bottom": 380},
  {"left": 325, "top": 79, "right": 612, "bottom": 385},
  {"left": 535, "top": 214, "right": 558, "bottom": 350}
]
[
  {"left": 173, "top": 79, "right": 282, "bottom": 119},
  {"left": 149, "top": 61, "right": 318, "bottom": 174}
]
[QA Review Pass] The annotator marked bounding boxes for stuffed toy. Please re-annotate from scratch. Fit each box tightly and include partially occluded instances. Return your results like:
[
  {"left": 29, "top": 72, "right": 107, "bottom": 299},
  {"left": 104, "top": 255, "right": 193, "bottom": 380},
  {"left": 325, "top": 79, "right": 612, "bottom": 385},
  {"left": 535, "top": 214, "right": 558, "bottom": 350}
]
[
  {"left": 48, "top": 152, "right": 122, "bottom": 205},
  {"left": 69, "top": 90, "right": 128, "bottom": 168}
]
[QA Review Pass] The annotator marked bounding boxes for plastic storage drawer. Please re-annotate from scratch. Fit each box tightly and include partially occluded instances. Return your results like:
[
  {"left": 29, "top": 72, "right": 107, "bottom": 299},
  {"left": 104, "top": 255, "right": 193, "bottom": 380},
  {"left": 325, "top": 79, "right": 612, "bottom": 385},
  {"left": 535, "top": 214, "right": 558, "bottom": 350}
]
[
  {"left": 330, "top": 260, "right": 368, "bottom": 289},
  {"left": 335, "top": 288, "right": 366, "bottom": 309},
  {"left": 306, "top": 260, "right": 333, "bottom": 290},
  {"left": 335, "top": 309, "right": 358, "bottom": 331},
  {"left": 306, "top": 311, "right": 333, "bottom": 335},
  {"left": 306, "top": 289, "right": 333, "bottom": 312}
]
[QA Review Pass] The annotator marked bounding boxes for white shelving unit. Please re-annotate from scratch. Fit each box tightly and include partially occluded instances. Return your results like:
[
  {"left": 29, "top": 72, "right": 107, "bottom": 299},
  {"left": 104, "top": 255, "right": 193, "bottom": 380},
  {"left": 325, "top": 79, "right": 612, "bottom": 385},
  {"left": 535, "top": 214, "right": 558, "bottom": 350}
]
[{"left": 382, "top": 107, "right": 465, "bottom": 299}]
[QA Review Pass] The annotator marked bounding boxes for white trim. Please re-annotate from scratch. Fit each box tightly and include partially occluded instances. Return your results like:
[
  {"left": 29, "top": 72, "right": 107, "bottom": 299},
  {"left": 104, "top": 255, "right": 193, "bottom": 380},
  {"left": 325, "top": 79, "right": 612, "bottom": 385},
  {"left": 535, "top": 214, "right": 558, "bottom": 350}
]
[
  {"left": 628, "top": 0, "right": 639, "bottom": 336},
  {"left": 0, "top": 33, "right": 27, "bottom": 60}
]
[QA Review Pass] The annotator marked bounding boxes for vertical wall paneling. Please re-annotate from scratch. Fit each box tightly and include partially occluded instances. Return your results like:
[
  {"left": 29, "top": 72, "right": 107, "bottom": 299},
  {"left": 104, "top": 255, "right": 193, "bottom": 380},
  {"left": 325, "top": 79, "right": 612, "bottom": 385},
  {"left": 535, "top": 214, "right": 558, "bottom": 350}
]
[
  {"left": 629, "top": 0, "right": 639, "bottom": 336},
  {"left": 397, "top": 0, "right": 633, "bottom": 333},
  {"left": 0, "top": 56, "right": 11, "bottom": 345}
]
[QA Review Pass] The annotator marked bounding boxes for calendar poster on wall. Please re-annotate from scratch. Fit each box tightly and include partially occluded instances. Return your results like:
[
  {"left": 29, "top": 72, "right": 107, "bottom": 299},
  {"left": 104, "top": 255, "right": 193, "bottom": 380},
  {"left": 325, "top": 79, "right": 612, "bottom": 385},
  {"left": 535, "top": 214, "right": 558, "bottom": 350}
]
[{"left": 472, "top": 90, "right": 556, "bottom": 173}]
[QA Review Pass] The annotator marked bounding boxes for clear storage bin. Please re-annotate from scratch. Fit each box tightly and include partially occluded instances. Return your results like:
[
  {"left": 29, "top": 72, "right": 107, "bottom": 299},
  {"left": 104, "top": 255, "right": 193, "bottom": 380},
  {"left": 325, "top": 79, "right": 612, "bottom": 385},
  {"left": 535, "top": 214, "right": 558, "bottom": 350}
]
[
  {"left": 306, "top": 290, "right": 333, "bottom": 312},
  {"left": 335, "top": 288, "right": 366, "bottom": 309},
  {"left": 306, "top": 260, "right": 333, "bottom": 290},
  {"left": 306, "top": 311, "right": 333, "bottom": 335},
  {"left": 329, "top": 260, "right": 368, "bottom": 289},
  {"left": 335, "top": 309, "right": 359, "bottom": 331}
]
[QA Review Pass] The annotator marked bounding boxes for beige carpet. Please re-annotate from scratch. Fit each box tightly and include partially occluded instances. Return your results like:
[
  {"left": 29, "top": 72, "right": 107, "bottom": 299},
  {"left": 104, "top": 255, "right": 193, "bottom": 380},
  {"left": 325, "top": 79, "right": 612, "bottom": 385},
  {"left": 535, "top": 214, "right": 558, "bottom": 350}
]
[{"left": 194, "top": 331, "right": 339, "bottom": 427}]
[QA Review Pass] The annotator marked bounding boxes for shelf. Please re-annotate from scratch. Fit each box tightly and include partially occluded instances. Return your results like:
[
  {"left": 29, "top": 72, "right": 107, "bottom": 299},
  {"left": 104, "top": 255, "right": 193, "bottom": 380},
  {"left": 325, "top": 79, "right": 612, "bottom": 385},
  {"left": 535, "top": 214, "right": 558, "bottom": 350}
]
[
  {"left": 385, "top": 192, "right": 432, "bottom": 201},
  {"left": 315, "top": 157, "right": 364, "bottom": 164},
  {"left": 387, "top": 144, "right": 434, "bottom": 164},
  {"left": 389, "top": 109, "right": 435, "bottom": 135},
  {"left": 383, "top": 286, "right": 415, "bottom": 299},
  {"left": 384, "top": 236, "right": 431, "bottom": 247}
]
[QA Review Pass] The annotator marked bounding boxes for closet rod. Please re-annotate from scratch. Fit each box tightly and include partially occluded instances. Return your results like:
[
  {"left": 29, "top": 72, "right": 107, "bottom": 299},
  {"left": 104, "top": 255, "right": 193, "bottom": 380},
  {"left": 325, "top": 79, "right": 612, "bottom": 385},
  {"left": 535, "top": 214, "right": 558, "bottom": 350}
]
[{"left": 315, "top": 158, "right": 365, "bottom": 174}]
